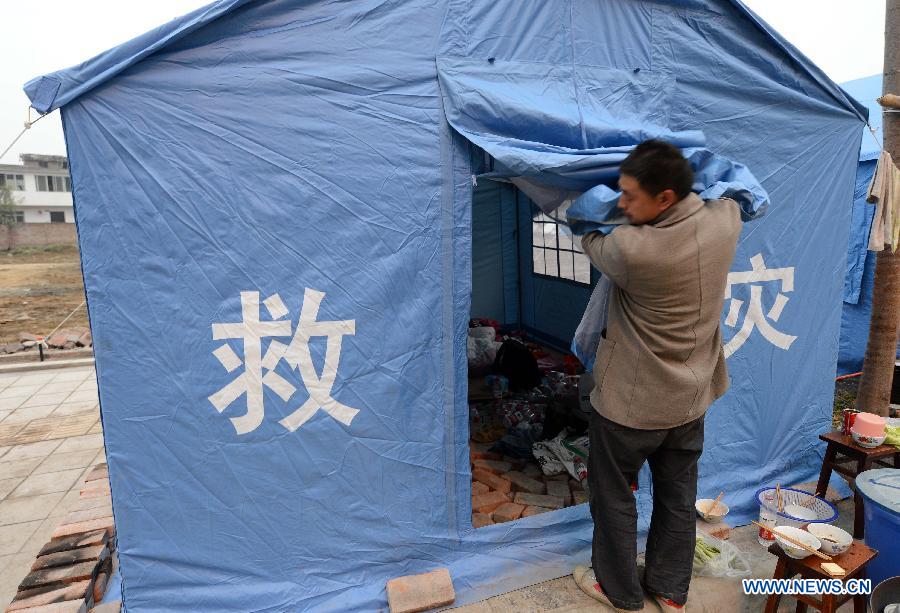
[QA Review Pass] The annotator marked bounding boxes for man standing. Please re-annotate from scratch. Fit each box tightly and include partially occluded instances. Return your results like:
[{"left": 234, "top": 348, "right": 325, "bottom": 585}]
[{"left": 572, "top": 140, "right": 742, "bottom": 612}]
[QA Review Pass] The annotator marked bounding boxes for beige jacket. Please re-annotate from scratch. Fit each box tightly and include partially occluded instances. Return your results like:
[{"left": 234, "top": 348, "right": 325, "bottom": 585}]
[{"left": 581, "top": 193, "right": 741, "bottom": 430}]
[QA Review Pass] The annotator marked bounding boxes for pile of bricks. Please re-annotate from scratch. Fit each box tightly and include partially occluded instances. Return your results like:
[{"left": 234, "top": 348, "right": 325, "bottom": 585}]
[
  {"left": 470, "top": 443, "right": 588, "bottom": 528},
  {"left": 1, "top": 330, "right": 93, "bottom": 355},
  {"left": 4, "top": 464, "right": 117, "bottom": 613}
]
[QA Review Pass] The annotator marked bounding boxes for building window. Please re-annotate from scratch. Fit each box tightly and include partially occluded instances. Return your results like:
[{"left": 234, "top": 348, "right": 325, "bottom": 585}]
[
  {"left": 1, "top": 174, "right": 25, "bottom": 191},
  {"left": 49, "top": 211, "right": 66, "bottom": 223},
  {"left": 38, "top": 161, "right": 48, "bottom": 168},
  {"left": 0, "top": 210, "right": 24, "bottom": 224},
  {"left": 62, "top": 161, "right": 69, "bottom": 170},
  {"left": 532, "top": 208, "right": 591, "bottom": 284},
  {"left": 36, "top": 175, "right": 71, "bottom": 192}
]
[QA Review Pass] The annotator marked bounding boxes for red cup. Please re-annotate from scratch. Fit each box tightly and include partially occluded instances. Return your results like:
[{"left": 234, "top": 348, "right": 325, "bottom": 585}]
[{"left": 842, "top": 409, "right": 859, "bottom": 435}]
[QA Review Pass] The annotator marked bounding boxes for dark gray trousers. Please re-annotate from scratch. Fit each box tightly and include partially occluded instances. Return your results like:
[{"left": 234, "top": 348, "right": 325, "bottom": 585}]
[{"left": 587, "top": 410, "right": 704, "bottom": 610}]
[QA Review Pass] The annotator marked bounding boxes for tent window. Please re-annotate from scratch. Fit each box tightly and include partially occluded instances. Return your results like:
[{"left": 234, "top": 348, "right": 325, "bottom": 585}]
[{"left": 531, "top": 206, "right": 590, "bottom": 285}]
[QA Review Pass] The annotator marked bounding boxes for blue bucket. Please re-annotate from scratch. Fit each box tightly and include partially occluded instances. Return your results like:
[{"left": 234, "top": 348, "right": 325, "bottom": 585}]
[{"left": 856, "top": 468, "right": 900, "bottom": 588}]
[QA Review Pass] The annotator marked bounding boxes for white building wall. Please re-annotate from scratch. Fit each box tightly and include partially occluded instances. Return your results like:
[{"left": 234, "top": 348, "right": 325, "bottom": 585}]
[{"left": 1, "top": 155, "right": 73, "bottom": 224}]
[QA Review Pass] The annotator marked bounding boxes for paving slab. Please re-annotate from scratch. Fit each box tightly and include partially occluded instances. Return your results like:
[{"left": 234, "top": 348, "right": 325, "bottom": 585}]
[
  {"left": 9, "top": 469, "right": 83, "bottom": 499},
  {"left": 33, "top": 451, "right": 97, "bottom": 475},
  {"left": 0, "top": 364, "right": 104, "bottom": 608},
  {"left": 0, "top": 521, "right": 42, "bottom": 556},
  {"left": 0, "top": 492, "right": 66, "bottom": 526},
  {"left": 55, "top": 435, "right": 103, "bottom": 455}
]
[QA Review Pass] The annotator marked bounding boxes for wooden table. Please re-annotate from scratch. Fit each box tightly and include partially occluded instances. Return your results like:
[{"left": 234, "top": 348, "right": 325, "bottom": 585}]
[
  {"left": 815, "top": 431, "right": 899, "bottom": 538},
  {"left": 764, "top": 541, "right": 878, "bottom": 613}
]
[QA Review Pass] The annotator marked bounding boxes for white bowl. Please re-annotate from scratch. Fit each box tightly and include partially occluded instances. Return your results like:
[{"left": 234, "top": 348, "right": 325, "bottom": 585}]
[
  {"left": 851, "top": 429, "right": 886, "bottom": 449},
  {"left": 806, "top": 524, "right": 852, "bottom": 556},
  {"left": 774, "top": 526, "right": 821, "bottom": 559},
  {"left": 695, "top": 499, "right": 730, "bottom": 523},
  {"left": 782, "top": 503, "right": 818, "bottom": 526}
]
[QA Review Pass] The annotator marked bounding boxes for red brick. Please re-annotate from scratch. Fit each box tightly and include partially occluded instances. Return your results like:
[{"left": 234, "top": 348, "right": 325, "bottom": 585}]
[
  {"left": 18, "top": 561, "right": 99, "bottom": 591},
  {"left": 491, "top": 502, "right": 525, "bottom": 523},
  {"left": 471, "top": 513, "right": 493, "bottom": 528},
  {"left": 93, "top": 570, "right": 109, "bottom": 602},
  {"left": 83, "top": 464, "right": 108, "bottom": 483},
  {"left": 74, "top": 496, "right": 111, "bottom": 512},
  {"left": 471, "top": 460, "right": 511, "bottom": 475},
  {"left": 38, "top": 531, "right": 107, "bottom": 557},
  {"left": 32, "top": 544, "right": 108, "bottom": 571},
  {"left": 522, "top": 506, "right": 554, "bottom": 517},
  {"left": 6, "top": 582, "right": 90, "bottom": 611},
  {"left": 62, "top": 505, "right": 113, "bottom": 526},
  {"left": 546, "top": 480, "right": 572, "bottom": 506},
  {"left": 386, "top": 568, "right": 455, "bottom": 613},
  {"left": 471, "top": 469, "right": 512, "bottom": 494},
  {"left": 504, "top": 471, "right": 546, "bottom": 495},
  {"left": 52, "top": 516, "right": 115, "bottom": 540},
  {"left": 77, "top": 330, "right": 92, "bottom": 348},
  {"left": 513, "top": 492, "right": 564, "bottom": 509},
  {"left": 470, "top": 449, "right": 503, "bottom": 462},
  {"left": 471, "top": 481, "right": 489, "bottom": 495},
  {"left": 501, "top": 456, "right": 526, "bottom": 471},
  {"left": 471, "top": 491, "right": 510, "bottom": 514},
  {"left": 9, "top": 601, "right": 87, "bottom": 613},
  {"left": 521, "top": 464, "right": 543, "bottom": 478},
  {"left": 79, "top": 482, "right": 111, "bottom": 498}
]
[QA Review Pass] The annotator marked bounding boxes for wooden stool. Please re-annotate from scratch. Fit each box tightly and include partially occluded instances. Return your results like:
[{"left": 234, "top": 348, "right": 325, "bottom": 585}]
[
  {"left": 815, "top": 431, "right": 899, "bottom": 538},
  {"left": 764, "top": 541, "right": 878, "bottom": 613}
]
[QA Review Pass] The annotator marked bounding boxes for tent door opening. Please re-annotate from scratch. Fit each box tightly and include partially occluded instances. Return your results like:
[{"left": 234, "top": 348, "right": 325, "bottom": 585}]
[{"left": 466, "top": 154, "right": 596, "bottom": 527}]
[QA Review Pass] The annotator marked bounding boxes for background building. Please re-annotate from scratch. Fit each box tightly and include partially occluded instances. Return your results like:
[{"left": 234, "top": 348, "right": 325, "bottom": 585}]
[{"left": 0, "top": 153, "right": 73, "bottom": 223}]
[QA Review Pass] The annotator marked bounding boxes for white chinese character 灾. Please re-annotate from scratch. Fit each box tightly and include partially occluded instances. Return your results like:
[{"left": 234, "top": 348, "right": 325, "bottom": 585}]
[{"left": 723, "top": 254, "right": 797, "bottom": 358}]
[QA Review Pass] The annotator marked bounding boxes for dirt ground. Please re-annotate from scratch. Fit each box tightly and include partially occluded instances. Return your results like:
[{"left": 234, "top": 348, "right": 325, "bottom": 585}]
[{"left": 0, "top": 245, "right": 89, "bottom": 344}]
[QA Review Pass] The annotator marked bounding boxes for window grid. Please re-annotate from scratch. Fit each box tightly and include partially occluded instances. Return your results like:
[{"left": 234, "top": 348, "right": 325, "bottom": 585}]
[
  {"left": 0, "top": 210, "right": 24, "bottom": 224},
  {"left": 1, "top": 174, "right": 25, "bottom": 191},
  {"left": 531, "top": 207, "right": 591, "bottom": 285},
  {"left": 36, "top": 175, "right": 71, "bottom": 193}
]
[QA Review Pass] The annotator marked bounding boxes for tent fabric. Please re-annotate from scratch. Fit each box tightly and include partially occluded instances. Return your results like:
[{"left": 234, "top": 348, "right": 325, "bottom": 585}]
[
  {"left": 565, "top": 148, "right": 768, "bottom": 236},
  {"left": 26, "top": 0, "right": 864, "bottom": 610}
]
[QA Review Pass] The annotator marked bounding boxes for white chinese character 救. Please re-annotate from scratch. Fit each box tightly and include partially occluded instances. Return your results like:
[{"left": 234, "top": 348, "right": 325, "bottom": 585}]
[{"left": 208, "top": 289, "right": 358, "bottom": 435}]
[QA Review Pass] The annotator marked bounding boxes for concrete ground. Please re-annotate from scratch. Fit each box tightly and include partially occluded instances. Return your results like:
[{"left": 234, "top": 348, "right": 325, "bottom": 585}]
[
  {"left": 0, "top": 363, "right": 867, "bottom": 612},
  {"left": 0, "top": 363, "right": 103, "bottom": 607},
  {"left": 453, "top": 498, "right": 858, "bottom": 613}
]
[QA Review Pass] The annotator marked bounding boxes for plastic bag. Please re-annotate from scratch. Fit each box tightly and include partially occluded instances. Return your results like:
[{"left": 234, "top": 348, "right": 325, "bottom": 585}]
[
  {"left": 467, "top": 327, "right": 500, "bottom": 372},
  {"left": 532, "top": 428, "right": 590, "bottom": 480},
  {"left": 571, "top": 275, "right": 613, "bottom": 371},
  {"left": 693, "top": 532, "right": 752, "bottom": 579}
]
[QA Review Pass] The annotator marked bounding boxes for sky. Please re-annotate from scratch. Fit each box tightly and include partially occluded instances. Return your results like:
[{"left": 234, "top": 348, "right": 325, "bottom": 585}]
[{"left": 0, "top": 0, "right": 886, "bottom": 164}]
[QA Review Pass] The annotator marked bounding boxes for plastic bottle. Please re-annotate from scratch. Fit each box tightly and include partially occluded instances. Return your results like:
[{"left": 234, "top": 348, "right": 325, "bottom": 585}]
[{"left": 757, "top": 490, "right": 778, "bottom": 546}]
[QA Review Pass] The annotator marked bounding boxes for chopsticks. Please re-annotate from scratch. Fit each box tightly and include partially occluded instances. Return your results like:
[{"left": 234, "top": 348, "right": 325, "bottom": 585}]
[
  {"left": 776, "top": 483, "right": 783, "bottom": 513},
  {"left": 801, "top": 492, "right": 821, "bottom": 508},
  {"left": 706, "top": 491, "right": 725, "bottom": 514},
  {"left": 751, "top": 521, "right": 833, "bottom": 561}
]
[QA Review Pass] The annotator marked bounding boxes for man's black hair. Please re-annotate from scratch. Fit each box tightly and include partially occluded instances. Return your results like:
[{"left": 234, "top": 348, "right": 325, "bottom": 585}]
[{"left": 619, "top": 140, "right": 694, "bottom": 200}]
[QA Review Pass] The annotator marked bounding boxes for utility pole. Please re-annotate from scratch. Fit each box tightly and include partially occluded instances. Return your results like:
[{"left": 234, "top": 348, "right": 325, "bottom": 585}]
[{"left": 855, "top": 0, "right": 900, "bottom": 417}]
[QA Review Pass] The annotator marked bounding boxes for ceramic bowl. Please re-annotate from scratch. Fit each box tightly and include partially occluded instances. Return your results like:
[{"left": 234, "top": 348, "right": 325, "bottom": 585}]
[
  {"left": 774, "top": 526, "right": 821, "bottom": 559},
  {"left": 806, "top": 523, "right": 852, "bottom": 555},
  {"left": 851, "top": 429, "right": 886, "bottom": 449},
  {"left": 695, "top": 499, "right": 729, "bottom": 523}
]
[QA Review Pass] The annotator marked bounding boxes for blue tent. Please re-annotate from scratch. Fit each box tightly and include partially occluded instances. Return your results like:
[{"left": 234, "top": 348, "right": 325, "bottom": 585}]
[
  {"left": 25, "top": 1, "right": 865, "bottom": 610},
  {"left": 837, "top": 74, "right": 900, "bottom": 375}
]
